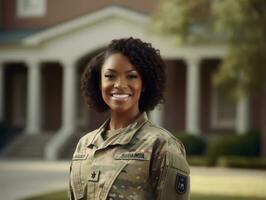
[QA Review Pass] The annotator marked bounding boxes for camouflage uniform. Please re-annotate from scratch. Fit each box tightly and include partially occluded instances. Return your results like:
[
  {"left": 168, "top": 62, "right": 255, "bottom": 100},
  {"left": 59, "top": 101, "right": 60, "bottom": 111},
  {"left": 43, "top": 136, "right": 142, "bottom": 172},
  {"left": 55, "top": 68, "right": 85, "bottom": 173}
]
[{"left": 69, "top": 113, "right": 190, "bottom": 200}]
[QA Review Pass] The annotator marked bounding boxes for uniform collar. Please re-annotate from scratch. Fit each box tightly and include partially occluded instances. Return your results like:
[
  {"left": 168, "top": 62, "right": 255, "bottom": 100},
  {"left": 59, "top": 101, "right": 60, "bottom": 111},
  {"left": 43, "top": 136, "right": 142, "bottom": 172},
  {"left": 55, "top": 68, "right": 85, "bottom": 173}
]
[{"left": 87, "top": 112, "right": 148, "bottom": 148}]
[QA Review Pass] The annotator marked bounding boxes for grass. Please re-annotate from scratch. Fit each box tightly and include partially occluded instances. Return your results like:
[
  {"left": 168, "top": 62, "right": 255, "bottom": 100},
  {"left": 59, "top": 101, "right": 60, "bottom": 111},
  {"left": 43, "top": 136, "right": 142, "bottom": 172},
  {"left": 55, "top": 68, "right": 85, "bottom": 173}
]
[
  {"left": 191, "top": 194, "right": 265, "bottom": 200},
  {"left": 22, "top": 167, "right": 266, "bottom": 200},
  {"left": 22, "top": 190, "right": 67, "bottom": 200},
  {"left": 22, "top": 190, "right": 266, "bottom": 200},
  {"left": 191, "top": 169, "right": 266, "bottom": 198}
]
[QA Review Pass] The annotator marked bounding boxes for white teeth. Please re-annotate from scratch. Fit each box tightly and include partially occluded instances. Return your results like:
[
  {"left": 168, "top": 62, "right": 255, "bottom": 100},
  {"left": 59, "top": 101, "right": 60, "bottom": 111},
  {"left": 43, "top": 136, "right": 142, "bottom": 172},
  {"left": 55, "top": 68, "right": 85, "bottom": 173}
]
[
  {"left": 112, "top": 94, "right": 129, "bottom": 98},
  {"left": 111, "top": 94, "right": 130, "bottom": 100}
]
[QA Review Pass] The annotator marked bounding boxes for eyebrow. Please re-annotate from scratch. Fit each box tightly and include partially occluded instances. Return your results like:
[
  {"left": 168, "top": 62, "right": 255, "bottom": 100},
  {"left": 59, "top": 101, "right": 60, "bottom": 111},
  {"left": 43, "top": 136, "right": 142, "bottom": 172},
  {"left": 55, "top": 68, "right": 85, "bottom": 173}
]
[{"left": 106, "top": 69, "right": 137, "bottom": 73}]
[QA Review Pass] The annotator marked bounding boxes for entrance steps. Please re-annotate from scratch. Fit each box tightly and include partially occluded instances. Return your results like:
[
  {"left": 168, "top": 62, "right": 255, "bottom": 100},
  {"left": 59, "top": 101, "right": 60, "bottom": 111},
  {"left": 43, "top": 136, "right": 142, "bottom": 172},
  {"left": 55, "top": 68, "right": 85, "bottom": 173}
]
[
  {"left": 59, "top": 131, "right": 87, "bottom": 159},
  {"left": 0, "top": 134, "right": 53, "bottom": 159}
]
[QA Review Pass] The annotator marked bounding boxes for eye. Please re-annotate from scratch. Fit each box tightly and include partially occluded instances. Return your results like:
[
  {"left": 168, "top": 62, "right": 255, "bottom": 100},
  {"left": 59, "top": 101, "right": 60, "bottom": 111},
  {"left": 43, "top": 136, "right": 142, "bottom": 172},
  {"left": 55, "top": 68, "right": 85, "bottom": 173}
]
[
  {"left": 104, "top": 74, "right": 115, "bottom": 80},
  {"left": 127, "top": 74, "right": 139, "bottom": 79}
]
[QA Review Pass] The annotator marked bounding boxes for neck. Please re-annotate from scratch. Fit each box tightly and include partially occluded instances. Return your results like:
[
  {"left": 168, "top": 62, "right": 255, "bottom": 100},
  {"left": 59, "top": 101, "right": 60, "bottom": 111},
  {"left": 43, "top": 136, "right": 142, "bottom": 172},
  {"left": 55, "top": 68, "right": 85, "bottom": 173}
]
[{"left": 109, "top": 110, "right": 141, "bottom": 130}]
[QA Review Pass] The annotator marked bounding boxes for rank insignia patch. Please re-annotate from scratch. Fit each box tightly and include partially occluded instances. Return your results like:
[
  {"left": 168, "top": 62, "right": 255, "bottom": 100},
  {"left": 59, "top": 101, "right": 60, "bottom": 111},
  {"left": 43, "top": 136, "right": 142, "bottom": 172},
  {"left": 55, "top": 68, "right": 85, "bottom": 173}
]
[
  {"left": 88, "top": 170, "right": 100, "bottom": 182},
  {"left": 175, "top": 173, "right": 187, "bottom": 194}
]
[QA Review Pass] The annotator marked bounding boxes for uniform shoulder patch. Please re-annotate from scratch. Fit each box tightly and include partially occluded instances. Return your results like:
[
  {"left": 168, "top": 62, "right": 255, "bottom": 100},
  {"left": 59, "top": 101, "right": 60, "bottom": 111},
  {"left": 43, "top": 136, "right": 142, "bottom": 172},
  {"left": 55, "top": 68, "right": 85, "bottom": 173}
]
[{"left": 175, "top": 173, "right": 188, "bottom": 194}]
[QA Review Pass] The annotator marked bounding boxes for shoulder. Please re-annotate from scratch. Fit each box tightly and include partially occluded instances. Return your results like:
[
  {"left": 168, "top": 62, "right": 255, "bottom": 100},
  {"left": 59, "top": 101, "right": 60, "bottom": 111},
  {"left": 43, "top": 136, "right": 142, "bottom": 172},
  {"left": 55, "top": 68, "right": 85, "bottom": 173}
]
[
  {"left": 73, "top": 129, "right": 98, "bottom": 154},
  {"left": 141, "top": 120, "right": 186, "bottom": 157},
  {"left": 141, "top": 120, "right": 174, "bottom": 140},
  {"left": 142, "top": 121, "right": 190, "bottom": 175},
  {"left": 80, "top": 129, "right": 98, "bottom": 143}
]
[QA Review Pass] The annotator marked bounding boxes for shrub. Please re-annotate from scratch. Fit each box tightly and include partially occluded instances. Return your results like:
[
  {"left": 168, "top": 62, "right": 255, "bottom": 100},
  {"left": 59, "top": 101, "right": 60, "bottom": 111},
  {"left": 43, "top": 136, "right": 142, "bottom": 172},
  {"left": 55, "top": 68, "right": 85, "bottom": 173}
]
[
  {"left": 0, "top": 122, "right": 8, "bottom": 149},
  {"left": 217, "top": 156, "right": 266, "bottom": 169},
  {"left": 0, "top": 121, "right": 7, "bottom": 135},
  {"left": 174, "top": 132, "right": 207, "bottom": 156},
  {"left": 206, "top": 131, "right": 261, "bottom": 165},
  {"left": 187, "top": 156, "right": 211, "bottom": 166}
]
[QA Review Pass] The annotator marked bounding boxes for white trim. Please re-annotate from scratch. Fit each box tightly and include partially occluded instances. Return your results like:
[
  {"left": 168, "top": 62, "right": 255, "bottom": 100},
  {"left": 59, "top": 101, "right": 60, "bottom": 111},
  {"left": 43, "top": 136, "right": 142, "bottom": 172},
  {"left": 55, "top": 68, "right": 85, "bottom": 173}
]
[
  {"left": 0, "top": 6, "right": 228, "bottom": 63},
  {"left": 22, "top": 6, "right": 148, "bottom": 46},
  {"left": 16, "top": 0, "right": 46, "bottom": 18},
  {"left": 185, "top": 56, "right": 201, "bottom": 135},
  {"left": 45, "top": 59, "right": 77, "bottom": 160},
  {"left": 236, "top": 97, "right": 250, "bottom": 134},
  {"left": 25, "top": 60, "right": 42, "bottom": 134},
  {"left": 61, "top": 60, "right": 77, "bottom": 130}
]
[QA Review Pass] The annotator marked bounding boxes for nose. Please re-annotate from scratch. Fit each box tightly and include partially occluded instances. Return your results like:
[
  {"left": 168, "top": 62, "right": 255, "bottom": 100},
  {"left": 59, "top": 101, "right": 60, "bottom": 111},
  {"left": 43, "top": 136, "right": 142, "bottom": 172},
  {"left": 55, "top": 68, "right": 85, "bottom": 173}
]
[{"left": 114, "top": 77, "right": 127, "bottom": 88}]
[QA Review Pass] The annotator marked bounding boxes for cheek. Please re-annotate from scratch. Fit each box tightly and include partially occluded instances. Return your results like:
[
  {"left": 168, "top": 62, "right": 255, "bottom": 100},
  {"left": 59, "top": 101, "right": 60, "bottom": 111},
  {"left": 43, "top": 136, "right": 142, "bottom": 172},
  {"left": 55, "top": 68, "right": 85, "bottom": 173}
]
[
  {"left": 100, "top": 76, "right": 109, "bottom": 92},
  {"left": 101, "top": 83, "right": 109, "bottom": 97}
]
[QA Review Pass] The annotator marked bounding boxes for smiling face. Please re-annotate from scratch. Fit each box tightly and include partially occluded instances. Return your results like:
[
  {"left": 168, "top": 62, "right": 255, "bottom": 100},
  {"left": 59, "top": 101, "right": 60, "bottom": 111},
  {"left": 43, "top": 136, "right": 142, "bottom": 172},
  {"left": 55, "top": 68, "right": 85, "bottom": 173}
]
[{"left": 101, "top": 53, "right": 143, "bottom": 116}]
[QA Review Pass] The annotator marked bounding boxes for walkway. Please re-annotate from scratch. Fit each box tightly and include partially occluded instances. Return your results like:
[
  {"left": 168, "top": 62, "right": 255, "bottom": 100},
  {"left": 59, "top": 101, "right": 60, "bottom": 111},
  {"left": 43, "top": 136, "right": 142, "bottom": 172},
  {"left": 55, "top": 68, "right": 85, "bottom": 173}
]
[{"left": 0, "top": 160, "right": 69, "bottom": 200}]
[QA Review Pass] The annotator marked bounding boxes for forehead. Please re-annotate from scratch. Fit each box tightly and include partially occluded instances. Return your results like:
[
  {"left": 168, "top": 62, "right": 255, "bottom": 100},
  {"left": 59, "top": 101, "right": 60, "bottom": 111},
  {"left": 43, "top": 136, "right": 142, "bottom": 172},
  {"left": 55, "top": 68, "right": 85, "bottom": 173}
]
[{"left": 102, "top": 53, "right": 137, "bottom": 72}]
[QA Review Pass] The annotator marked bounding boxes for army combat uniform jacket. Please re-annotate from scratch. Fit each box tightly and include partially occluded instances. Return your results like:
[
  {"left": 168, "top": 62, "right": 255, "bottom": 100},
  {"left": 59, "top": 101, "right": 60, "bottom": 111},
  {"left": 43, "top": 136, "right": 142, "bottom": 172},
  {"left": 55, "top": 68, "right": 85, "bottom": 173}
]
[{"left": 69, "top": 113, "right": 190, "bottom": 200}]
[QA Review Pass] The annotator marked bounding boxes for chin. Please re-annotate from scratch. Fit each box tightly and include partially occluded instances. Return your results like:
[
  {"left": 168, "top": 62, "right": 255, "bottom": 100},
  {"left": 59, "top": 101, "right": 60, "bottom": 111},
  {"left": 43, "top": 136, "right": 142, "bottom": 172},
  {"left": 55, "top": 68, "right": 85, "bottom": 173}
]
[{"left": 111, "top": 107, "right": 130, "bottom": 113}]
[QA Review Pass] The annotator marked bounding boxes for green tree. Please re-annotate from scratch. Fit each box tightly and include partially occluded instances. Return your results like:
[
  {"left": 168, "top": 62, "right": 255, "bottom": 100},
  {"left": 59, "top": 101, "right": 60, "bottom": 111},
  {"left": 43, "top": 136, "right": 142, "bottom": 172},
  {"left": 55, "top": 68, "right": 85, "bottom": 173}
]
[
  {"left": 153, "top": 0, "right": 266, "bottom": 96},
  {"left": 153, "top": 0, "right": 266, "bottom": 155}
]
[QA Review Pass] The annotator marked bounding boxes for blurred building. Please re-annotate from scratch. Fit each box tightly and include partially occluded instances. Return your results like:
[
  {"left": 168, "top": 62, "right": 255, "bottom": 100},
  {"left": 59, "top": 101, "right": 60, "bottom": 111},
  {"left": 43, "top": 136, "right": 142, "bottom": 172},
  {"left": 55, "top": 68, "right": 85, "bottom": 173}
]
[{"left": 0, "top": 0, "right": 264, "bottom": 159}]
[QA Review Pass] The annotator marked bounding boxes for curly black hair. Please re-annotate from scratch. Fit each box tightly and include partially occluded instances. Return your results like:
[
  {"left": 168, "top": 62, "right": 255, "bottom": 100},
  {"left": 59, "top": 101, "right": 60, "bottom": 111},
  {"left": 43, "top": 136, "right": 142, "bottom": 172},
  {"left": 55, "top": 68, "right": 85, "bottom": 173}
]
[{"left": 81, "top": 37, "right": 166, "bottom": 112}]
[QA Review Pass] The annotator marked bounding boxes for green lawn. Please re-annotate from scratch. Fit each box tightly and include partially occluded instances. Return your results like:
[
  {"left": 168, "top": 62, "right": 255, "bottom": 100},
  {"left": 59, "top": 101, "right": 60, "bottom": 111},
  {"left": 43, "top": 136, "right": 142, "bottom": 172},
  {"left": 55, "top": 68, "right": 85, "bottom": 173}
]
[
  {"left": 191, "top": 194, "right": 265, "bottom": 200},
  {"left": 20, "top": 166, "right": 266, "bottom": 200},
  {"left": 22, "top": 190, "right": 266, "bottom": 200},
  {"left": 22, "top": 190, "right": 67, "bottom": 200}
]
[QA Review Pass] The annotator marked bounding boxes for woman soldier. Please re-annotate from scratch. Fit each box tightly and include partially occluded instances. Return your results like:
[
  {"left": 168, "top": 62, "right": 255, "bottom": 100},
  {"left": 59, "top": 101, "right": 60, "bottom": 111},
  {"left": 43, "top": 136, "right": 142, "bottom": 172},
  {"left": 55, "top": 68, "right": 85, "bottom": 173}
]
[{"left": 69, "top": 37, "right": 190, "bottom": 200}]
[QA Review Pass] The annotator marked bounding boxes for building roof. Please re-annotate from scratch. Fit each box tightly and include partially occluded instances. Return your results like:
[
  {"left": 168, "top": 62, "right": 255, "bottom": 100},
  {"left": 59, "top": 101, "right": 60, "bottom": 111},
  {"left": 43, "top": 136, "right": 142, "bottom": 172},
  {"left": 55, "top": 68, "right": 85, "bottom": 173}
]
[
  {"left": 0, "top": 29, "right": 44, "bottom": 44},
  {"left": 1, "top": 0, "right": 156, "bottom": 29},
  {"left": 0, "top": 1, "right": 153, "bottom": 45}
]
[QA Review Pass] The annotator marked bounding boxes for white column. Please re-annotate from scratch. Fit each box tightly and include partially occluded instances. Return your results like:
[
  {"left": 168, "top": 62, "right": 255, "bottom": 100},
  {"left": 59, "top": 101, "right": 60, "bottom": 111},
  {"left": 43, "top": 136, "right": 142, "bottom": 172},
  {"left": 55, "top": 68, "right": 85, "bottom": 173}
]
[
  {"left": 236, "top": 97, "right": 250, "bottom": 134},
  {"left": 0, "top": 62, "right": 4, "bottom": 122},
  {"left": 61, "top": 60, "right": 77, "bottom": 132},
  {"left": 26, "top": 60, "right": 41, "bottom": 134},
  {"left": 185, "top": 56, "right": 201, "bottom": 135},
  {"left": 45, "top": 60, "right": 77, "bottom": 160},
  {"left": 149, "top": 105, "right": 164, "bottom": 127}
]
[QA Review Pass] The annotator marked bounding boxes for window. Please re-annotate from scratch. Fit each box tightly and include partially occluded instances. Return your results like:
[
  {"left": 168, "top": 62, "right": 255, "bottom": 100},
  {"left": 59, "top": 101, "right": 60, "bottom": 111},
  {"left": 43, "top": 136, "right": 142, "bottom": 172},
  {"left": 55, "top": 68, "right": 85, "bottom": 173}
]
[
  {"left": 210, "top": 85, "right": 236, "bottom": 129},
  {"left": 16, "top": 0, "right": 46, "bottom": 18}
]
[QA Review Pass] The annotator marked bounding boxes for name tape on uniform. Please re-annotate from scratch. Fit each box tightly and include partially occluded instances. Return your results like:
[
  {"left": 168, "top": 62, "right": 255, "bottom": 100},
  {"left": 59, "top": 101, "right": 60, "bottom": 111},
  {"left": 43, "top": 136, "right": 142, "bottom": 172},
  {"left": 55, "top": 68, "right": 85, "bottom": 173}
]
[
  {"left": 114, "top": 152, "right": 150, "bottom": 160},
  {"left": 72, "top": 153, "right": 88, "bottom": 160}
]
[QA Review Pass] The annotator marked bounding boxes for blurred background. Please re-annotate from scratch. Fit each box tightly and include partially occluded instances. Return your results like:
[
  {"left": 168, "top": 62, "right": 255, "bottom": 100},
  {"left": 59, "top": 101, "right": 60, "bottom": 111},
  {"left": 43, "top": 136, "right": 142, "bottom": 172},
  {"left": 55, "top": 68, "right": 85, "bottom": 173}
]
[{"left": 0, "top": 0, "right": 265, "bottom": 200}]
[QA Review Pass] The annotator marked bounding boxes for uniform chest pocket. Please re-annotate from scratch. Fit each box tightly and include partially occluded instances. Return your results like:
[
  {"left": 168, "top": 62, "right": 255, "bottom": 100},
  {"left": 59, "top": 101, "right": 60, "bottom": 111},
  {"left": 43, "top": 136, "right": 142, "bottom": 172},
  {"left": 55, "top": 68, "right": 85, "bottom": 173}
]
[
  {"left": 113, "top": 151, "right": 152, "bottom": 174},
  {"left": 102, "top": 152, "right": 153, "bottom": 200},
  {"left": 70, "top": 153, "right": 89, "bottom": 200},
  {"left": 97, "top": 152, "right": 151, "bottom": 199}
]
